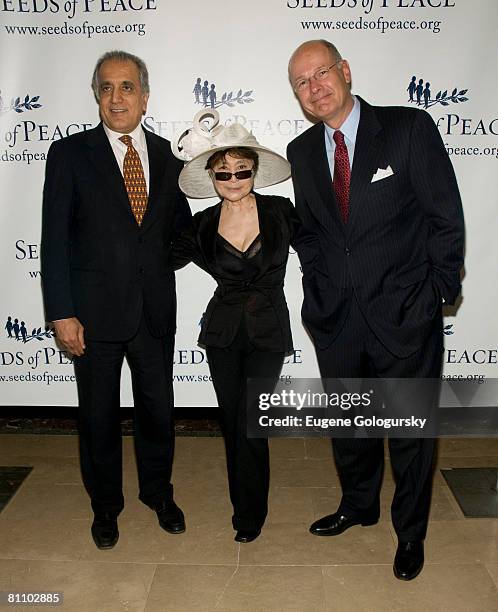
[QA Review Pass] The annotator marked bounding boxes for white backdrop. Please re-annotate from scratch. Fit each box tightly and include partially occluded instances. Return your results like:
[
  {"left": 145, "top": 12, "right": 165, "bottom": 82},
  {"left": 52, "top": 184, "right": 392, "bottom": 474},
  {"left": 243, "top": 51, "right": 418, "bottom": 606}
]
[{"left": 1, "top": 0, "right": 497, "bottom": 406}]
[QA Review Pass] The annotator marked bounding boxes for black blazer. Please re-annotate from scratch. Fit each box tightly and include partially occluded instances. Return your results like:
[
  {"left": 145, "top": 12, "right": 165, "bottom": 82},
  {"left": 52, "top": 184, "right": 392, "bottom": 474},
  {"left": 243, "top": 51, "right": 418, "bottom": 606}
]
[
  {"left": 287, "top": 97, "right": 465, "bottom": 357},
  {"left": 41, "top": 123, "right": 191, "bottom": 341},
  {"left": 172, "top": 193, "right": 308, "bottom": 352}
]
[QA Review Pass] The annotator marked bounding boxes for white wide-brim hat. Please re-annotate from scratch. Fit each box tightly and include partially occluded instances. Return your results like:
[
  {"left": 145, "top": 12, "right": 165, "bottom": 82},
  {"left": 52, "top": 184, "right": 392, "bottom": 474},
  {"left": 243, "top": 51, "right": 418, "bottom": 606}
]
[{"left": 172, "top": 109, "right": 291, "bottom": 199}]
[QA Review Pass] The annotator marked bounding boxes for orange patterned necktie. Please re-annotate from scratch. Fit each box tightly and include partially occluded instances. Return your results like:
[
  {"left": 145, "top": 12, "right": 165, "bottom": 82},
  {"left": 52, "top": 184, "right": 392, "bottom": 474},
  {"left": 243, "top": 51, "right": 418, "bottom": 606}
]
[{"left": 119, "top": 134, "right": 148, "bottom": 225}]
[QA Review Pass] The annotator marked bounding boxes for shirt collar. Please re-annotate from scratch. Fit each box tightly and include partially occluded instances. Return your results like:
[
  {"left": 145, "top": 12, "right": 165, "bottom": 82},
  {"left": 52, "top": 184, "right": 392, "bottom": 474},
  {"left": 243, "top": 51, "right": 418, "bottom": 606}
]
[
  {"left": 103, "top": 122, "right": 147, "bottom": 153},
  {"left": 324, "top": 95, "right": 360, "bottom": 145}
]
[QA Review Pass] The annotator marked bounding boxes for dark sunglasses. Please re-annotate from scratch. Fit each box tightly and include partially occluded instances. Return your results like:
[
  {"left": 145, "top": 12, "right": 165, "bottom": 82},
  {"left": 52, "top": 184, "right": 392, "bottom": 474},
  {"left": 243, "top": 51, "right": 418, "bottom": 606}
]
[{"left": 214, "top": 169, "right": 253, "bottom": 181}]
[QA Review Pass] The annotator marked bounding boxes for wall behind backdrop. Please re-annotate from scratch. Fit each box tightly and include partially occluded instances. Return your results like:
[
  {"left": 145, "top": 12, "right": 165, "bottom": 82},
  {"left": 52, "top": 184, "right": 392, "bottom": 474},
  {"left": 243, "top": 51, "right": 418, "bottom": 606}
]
[{"left": 1, "top": 0, "right": 497, "bottom": 407}]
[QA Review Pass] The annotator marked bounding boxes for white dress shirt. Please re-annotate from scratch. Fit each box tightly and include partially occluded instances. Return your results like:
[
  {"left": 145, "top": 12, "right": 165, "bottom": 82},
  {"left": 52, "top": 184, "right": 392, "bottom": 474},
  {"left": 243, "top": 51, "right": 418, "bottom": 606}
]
[{"left": 324, "top": 94, "right": 361, "bottom": 177}]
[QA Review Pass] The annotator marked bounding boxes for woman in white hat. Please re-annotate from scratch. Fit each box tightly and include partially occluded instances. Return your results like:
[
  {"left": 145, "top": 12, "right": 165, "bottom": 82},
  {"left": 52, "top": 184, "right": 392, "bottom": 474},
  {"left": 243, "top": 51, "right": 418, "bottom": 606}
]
[{"left": 171, "top": 110, "right": 313, "bottom": 543}]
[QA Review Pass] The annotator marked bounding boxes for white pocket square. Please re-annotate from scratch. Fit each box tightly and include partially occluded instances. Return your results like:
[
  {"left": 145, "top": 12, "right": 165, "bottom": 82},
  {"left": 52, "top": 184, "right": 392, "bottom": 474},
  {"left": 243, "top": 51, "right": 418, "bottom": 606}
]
[{"left": 371, "top": 165, "right": 394, "bottom": 183}]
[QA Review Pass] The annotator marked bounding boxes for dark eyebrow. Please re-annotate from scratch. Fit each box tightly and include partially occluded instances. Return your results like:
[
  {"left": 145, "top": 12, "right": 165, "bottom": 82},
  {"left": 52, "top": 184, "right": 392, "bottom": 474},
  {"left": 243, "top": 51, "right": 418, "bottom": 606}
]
[{"left": 99, "top": 80, "right": 135, "bottom": 88}]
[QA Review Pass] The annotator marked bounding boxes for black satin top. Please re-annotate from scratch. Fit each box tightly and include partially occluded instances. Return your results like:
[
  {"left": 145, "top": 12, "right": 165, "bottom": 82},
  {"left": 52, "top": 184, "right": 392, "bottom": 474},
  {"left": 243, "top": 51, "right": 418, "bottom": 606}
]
[
  {"left": 171, "top": 194, "right": 316, "bottom": 352},
  {"left": 215, "top": 233, "right": 263, "bottom": 280}
]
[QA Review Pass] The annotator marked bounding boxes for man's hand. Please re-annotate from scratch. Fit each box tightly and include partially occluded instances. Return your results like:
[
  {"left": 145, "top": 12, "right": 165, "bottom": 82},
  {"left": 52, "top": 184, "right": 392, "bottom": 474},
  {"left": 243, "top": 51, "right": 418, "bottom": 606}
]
[{"left": 53, "top": 317, "right": 85, "bottom": 356}]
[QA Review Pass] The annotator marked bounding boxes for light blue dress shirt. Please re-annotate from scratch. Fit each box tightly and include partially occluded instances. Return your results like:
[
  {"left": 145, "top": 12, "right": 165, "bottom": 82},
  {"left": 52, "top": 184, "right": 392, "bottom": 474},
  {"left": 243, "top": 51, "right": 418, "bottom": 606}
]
[{"left": 324, "top": 95, "right": 361, "bottom": 177}]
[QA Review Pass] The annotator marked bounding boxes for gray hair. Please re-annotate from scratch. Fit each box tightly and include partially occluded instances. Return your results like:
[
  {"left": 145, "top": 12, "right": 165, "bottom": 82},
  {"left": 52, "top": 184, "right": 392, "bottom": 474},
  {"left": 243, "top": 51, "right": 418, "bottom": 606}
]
[
  {"left": 91, "top": 50, "right": 149, "bottom": 101},
  {"left": 288, "top": 39, "right": 342, "bottom": 75}
]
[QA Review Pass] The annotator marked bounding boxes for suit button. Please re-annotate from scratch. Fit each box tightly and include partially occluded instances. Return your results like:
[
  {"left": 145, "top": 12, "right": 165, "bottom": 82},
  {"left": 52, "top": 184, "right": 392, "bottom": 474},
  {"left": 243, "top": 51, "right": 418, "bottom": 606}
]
[
  {"left": 138, "top": 237, "right": 144, "bottom": 244},
  {"left": 139, "top": 267, "right": 144, "bottom": 274},
  {"left": 345, "top": 248, "right": 350, "bottom": 255}
]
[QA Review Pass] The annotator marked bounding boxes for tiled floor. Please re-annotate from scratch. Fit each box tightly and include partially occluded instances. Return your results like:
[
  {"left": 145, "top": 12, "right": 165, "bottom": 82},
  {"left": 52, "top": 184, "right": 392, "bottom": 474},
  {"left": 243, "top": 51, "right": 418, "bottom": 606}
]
[{"left": 0, "top": 435, "right": 497, "bottom": 611}]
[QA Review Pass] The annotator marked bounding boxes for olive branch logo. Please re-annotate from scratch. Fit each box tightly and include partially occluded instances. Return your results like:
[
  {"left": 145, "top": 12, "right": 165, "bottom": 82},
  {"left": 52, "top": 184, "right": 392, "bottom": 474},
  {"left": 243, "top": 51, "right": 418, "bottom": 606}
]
[
  {"left": 218, "top": 89, "right": 254, "bottom": 108},
  {"left": 429, "top": 88, "right": 468, "bottom": 108},
  {"left": 0, "top": 92, "right": 42, "bottom": 116},
  {"left": 443, "top": 324, "right": 454, "bottom": 336},
  {"left": 12, "top": 94, "right": 42, "bottom": 113},
  {"left": 28, "top": 326, "right": 55, "bottom": 342}
]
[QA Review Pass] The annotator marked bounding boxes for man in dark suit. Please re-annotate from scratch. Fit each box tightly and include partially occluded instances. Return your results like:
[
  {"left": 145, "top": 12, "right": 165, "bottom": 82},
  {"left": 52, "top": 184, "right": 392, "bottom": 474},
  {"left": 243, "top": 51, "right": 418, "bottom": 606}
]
[
  {"left": 41, "top": 51, "right": 191, "bottom": 549},
  {"left": 287, "top": 40, "right": 464, "bottom": 580}
]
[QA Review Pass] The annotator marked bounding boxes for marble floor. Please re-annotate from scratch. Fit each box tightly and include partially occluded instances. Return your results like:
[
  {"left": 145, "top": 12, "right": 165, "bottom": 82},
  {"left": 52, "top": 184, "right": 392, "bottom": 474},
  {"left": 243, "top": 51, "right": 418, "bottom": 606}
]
[{"left": 0, "top": 434, "right": 497, "bottom": 611}]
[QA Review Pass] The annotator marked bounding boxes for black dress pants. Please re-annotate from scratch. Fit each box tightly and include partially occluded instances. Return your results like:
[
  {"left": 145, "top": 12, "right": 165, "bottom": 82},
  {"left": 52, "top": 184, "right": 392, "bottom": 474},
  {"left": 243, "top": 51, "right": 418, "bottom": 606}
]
[
  {"left": 316, "top": 297, "right": 443, "bottom": 542},
  {"left": 206, "top": 322, "right": 285, "bottom": 532},
  {"left": 74, "top": 316, "right": 175, "bottom": 517}
]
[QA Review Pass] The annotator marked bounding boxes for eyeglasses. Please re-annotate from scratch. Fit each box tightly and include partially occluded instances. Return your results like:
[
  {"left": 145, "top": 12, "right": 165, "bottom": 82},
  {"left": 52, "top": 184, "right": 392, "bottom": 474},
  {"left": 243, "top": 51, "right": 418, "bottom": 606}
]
[
  {"left": 293, "top": 61, "right": 342, "bottom": 92},
  {"left": 214, "top": 169, "right": 253, "bottom": 181}
]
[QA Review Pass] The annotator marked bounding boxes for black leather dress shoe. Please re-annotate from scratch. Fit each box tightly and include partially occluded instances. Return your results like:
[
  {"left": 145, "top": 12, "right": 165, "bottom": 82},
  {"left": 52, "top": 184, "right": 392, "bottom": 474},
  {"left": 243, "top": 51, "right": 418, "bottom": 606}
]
[
  {"left": 155, "top": 502, "right": 186, "bottom": 534},
  {"left": 234, "top": 529, "right": 261, "bottom": 543},
  {"left": 310, "top": 512, "right": 378, "bottom": 536},
  {"left": 91, "top": 514, "right": 119, "bottom": 549},
  {"left": 393, "top": 541, "right": 424, "bottom": 580}
]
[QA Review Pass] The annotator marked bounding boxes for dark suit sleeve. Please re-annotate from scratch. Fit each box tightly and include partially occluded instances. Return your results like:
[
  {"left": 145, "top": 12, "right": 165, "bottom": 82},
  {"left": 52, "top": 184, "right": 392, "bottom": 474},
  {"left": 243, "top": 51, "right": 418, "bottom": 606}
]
[
  {"left": 169, "top": 211, "right": 210, "bottom": 273},
  {"left": 170, "top": 221, "right": 198, "bottom": 271},
  {"left": 171, "top": 158, "right": 192, "bottom": 237},
  {"left": 409, "top": 110, "right": 465, "bottom": 304},
  {"left": 286, "top": 145, "right": 319, "bottom": 280},
  {"left": 279, "top": 196, "right": 319, "bottom": 269},
  {"left": 40, "top": 140, "right": 76, "bottom": 322}
]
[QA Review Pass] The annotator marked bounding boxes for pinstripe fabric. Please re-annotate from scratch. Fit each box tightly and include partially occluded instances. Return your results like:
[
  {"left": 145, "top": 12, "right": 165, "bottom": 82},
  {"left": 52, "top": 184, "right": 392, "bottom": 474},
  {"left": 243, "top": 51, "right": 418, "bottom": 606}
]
[
  {"left": 42, "top": 122, "right": 192, "bottom": 341},
  {"left": 287, "top": 96, "right": 464, "bottom": 542},
  {"left": 287, "top": 96, "right": 464, "bottom": 357},
  {"left": 41, "top": 121, "right": 192, "bottom": 523},
  {"left": 315, "top": 297, "right": 442, "bottom": 540}
]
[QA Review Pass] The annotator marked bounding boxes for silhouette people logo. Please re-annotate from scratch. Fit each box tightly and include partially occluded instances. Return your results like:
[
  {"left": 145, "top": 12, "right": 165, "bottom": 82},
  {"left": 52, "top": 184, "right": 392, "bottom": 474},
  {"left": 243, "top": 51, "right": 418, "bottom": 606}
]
[
  {"left": 192, "top": 78, "right": 254, "bottom": 108},
  {"left": 406, "top": 76, "right": 468, "bottom": 109},
  {"left": 4, "top": 316, "right": 54, "bottom": 343}
]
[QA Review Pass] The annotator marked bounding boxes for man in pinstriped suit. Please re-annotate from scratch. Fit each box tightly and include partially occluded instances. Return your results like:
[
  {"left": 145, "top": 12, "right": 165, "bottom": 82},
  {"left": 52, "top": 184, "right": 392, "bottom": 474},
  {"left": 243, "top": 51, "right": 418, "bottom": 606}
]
[{"left": 287, "top": 40, "right": 464, "bottom": 580}]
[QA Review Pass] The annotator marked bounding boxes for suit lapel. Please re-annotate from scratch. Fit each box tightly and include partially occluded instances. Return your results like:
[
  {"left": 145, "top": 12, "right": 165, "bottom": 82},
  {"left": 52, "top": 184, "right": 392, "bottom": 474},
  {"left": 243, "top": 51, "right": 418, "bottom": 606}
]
[
  {"left": 255, "top": 194, "right": 278, "bottom": 279},
  {"left": 347, "top": 97, "right": 383, "bottom": 231},
  {"left": 84, "top": 123, "right": 135, "bottom": 221},
  {"left": 198, "top": 202, "right": 222, "bottom": 266},
  {"left": 306, "top": 123, "right": 342, "bottom": 229},
  {"left": 142, "top": 127, "right": 162, "bottom": 229},
  {"left": 293, "top": 123, "right": 343, "bottom": 236}
]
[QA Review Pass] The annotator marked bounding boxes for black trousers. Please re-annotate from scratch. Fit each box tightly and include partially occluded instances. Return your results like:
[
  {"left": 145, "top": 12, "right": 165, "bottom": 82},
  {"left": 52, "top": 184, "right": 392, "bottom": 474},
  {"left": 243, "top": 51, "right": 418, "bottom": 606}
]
[
  {"left": 206, "top": 322, "right": 285, "bottom": 531},
  {"left": 74, "top": 316, "right": 175, "bottom": 517},
  {"left": 316, "top": 297, "right": 443, "bottom": 542}
]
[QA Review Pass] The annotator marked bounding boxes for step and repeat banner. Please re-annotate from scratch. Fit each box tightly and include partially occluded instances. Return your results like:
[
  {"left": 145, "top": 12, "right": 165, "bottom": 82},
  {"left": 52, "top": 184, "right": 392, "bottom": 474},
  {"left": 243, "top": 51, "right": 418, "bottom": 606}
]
[{"left": 1, "top": 0, "right": 497, "bottom": 406}]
